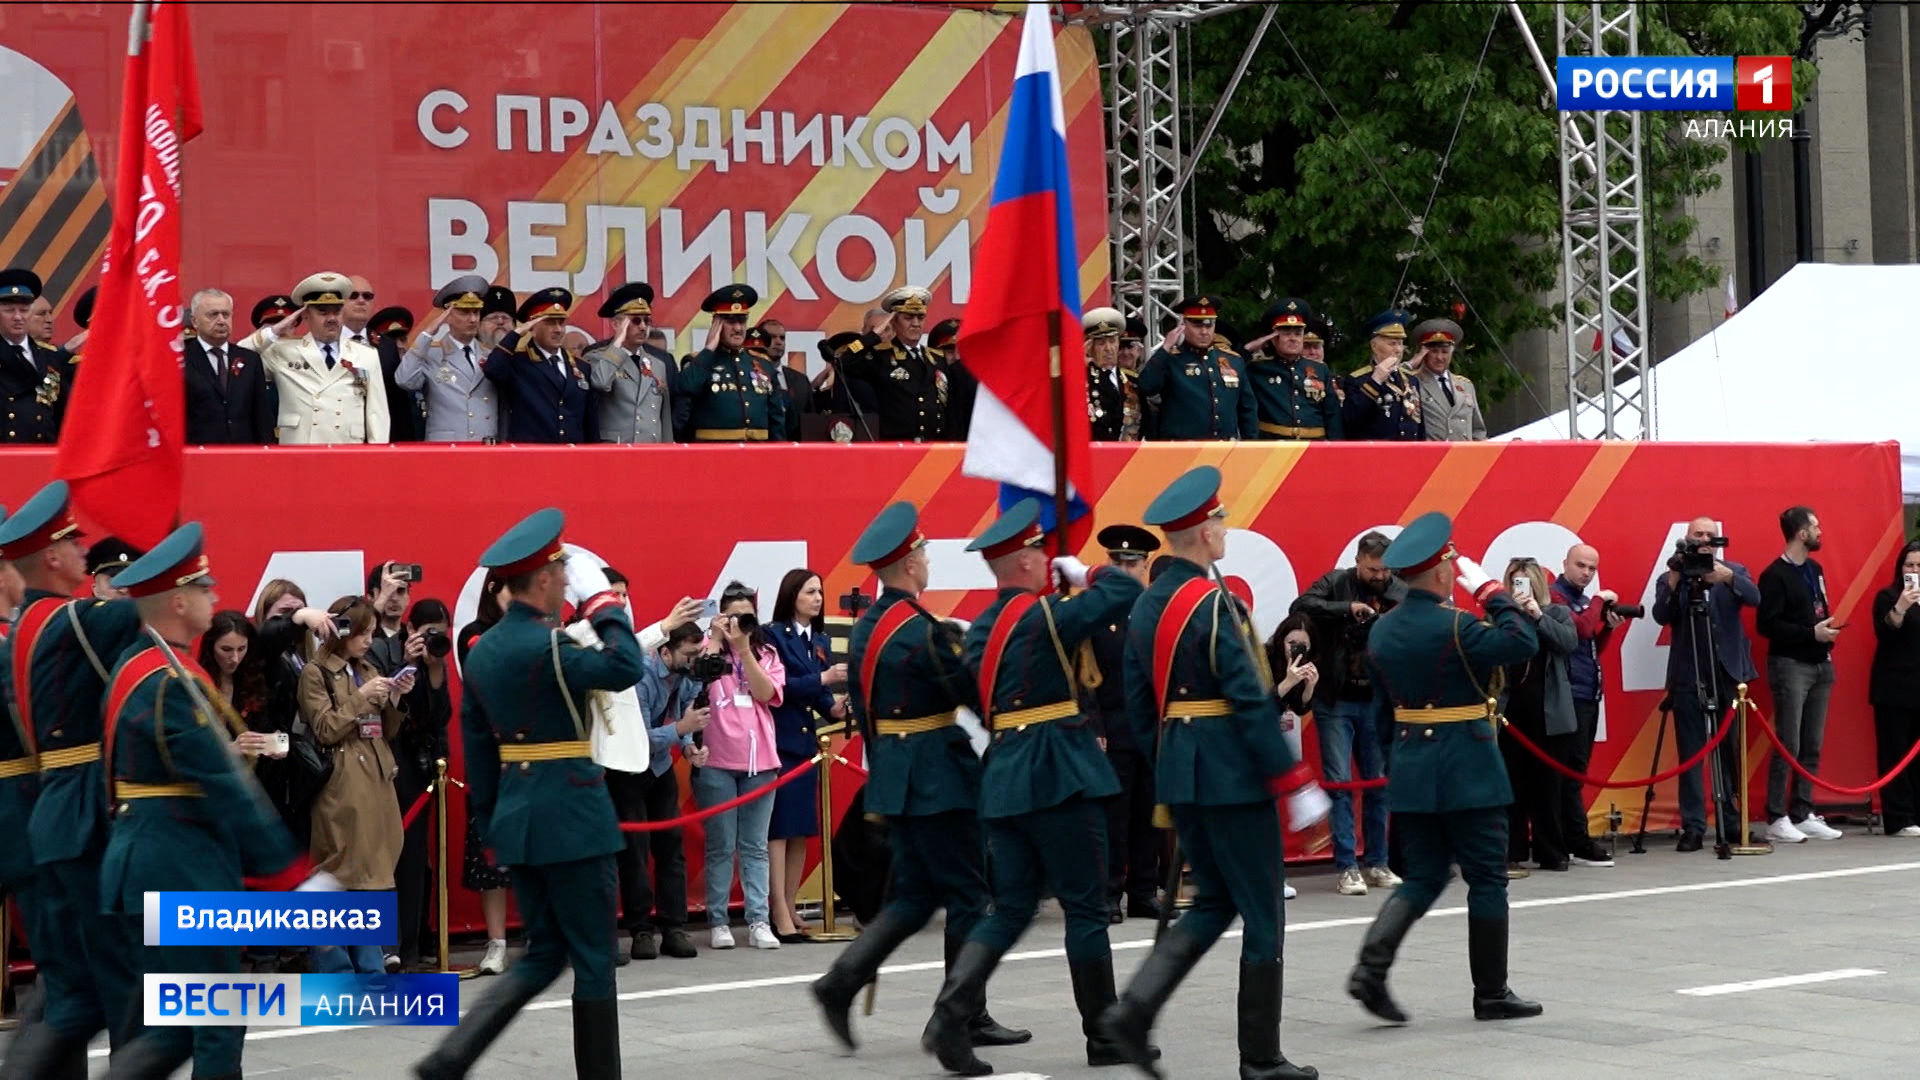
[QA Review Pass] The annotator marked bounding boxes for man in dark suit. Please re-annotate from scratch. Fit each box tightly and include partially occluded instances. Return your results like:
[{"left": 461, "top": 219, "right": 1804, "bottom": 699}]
[
  {"left": 749, "top": 320, "right": 810, "bottom": 441},
  {"left": 183, "top": 288, "right": 275, "bottom": 444},
  {"left": 1653, "top": 515, "right": 1761, "bottom": 852},
  {"left": 343, "top": 275, "right": 421, "bottom": 442}
]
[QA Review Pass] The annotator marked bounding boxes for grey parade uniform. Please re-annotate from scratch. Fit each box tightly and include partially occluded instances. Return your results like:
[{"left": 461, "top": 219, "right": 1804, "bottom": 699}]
[
  {"left": 395, "top": 337, "right": 499, "bottom": 442},
  {"left": 586, "top": 343, "right": 675, "bottom": 444}
]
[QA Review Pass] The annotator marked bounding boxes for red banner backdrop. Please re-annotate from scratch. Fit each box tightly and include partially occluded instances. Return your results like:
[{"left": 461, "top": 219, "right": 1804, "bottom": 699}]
[{"left": 0, "top": 440, "right": 1900, "bottom": 931}]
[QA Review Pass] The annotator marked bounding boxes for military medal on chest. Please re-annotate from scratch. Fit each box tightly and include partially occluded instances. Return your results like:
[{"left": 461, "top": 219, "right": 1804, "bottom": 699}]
[
  {"left": 1217, "top": 356, "right": 1240, "bottom": 388},
  {"left": 35, "top": 366, "right": 59, "bottom": 406}
]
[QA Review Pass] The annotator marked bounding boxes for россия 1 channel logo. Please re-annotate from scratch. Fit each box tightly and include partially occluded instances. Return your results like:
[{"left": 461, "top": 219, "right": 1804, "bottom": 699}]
[{"left": 1558, "top": 56, "right": 1792, "bottom": 112}]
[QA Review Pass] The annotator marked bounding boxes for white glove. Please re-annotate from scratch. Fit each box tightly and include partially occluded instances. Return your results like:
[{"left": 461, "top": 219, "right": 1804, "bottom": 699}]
[
  {"left": 1050, "top": 556, "right": 1091, "bottom": 590},
  {"left": 564, "top": 553, "right": 612, "bottom": 606},
  {"left": 1285, "top": 784, "right": 1332, "bottom": 832},
  {"left": 1452, "top": 554, "right": 1493, "bottom": 595},
  {"left": 295, "top": 870, "right": 344, "bottom": 893}
]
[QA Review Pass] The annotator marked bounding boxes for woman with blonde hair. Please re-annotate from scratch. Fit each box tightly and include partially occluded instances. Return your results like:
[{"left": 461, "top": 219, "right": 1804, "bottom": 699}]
[{"left": 1497, "top": 557, "right": 1578, "bottom": 875}]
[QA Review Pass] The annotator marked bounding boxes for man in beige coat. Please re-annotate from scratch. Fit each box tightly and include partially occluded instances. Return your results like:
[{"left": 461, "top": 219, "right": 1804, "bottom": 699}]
[
  {"left": 1408, "top": 318, "right": 1486, "bottom": 442},
  {"left": 251, "top": 271, "right": 392, "bottom": 444}
]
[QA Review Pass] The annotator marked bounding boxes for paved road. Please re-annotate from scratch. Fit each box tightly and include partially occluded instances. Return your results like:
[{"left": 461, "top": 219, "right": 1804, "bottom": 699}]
[{"left": 17, "top": 831, "right": 1920, "bottom": 1078}]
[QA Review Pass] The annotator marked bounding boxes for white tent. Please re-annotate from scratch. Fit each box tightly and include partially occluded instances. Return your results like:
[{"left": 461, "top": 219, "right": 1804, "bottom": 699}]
[{"left": 1498, "top": 263, "right": 1920, "bottom": 497}]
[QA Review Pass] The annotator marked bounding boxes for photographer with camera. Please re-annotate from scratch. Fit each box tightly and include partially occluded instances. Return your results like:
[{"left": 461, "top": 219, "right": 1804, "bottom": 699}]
[
  {"left": 1290, "top": 531, "right": 1407, "bottom": 895},
  {"left": 1652, "top": 517, "right": 1760, "bottom": 853},
  {"left": 389, "top": 598, "right": 454, "bottom": 972},
  {"left": 1756, "top": 507, "right": 1843, "bottom": 843},
  {"left": 1549, "top": 544, "right": 1635, "bottom": 866},
  {"left": 623, "top": 621, "right": 713, "bottom": 963},
  {"left": 365, "top": 560, "right": 419, "bottom": 673},
  {"left": 694, "top": 582, "right": 786, "bottom": 951}
]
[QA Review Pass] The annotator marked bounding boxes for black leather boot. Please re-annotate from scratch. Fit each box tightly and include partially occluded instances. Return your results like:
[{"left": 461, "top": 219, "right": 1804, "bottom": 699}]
[
  {"left": 809, "top": 909, "right": 919, "bottom": 1050},
  {"left": 1238, "top": 960, "right": 1317, "bottom": 1080},
  {"left": 1469, "top": 917, "right": 1542, "bottom": 1020},
  {"left": 1096, "top": 923, "right": 1210, "bottom": 1079},
  {"left": 921, "top": 941, "right": 1002, "bottom": 1076},
  {"left": 945, "top": 933, "right": 1029, "bottom": 1047},
  {"left": 413, "top": 973, "right": 543, "bottom": 1079},
  {"left": 1071, "top": 953, "right": 1159, "bottom": 1067},
  {"left": 1, "top": 1019, "right": 91, "bottom": 1080},
  {"left": 1347, "top": 893, "right": 1418, "bottom": 1024},
  {"left": 572, "top": 997, "right": 622, "bottom": 1080}
]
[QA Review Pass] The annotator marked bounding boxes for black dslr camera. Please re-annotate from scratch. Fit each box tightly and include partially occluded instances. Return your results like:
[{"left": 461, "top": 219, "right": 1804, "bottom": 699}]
[
  {"left": 1669, "top": 535, "right": 1730, "bottom": 580},
  {"left": 686, "top": 653, "right": 732, "bottom": 747},
  {"left": 421, "top": 627, "right": 453, "bottom": 659}
]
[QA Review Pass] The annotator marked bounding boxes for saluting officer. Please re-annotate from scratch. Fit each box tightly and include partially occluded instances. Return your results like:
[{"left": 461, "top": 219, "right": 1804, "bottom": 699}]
[
  {"left": 1247, "top": 298, "right": 1341, "bottom": 441},
  {"left": 397, "top": 275, "right": 501, "bottom": 443},
  {"left": 0, "top": 268, "right": 74, "bottom": 443},
  {"left": 586, "top": 282, "right": 675, "bottom": 444},
  {"left": 840, "top": 286, "right": 951, "bottom": 442},
  {"left": 1342, "top": 310, "right": 1425, "bottom": 442},
  {"left": 98, "top": 523, "right": 328, "bottom": 1080},
  {"left": 1084, "top": 307, "right": 1142, "bottom": 442},
  {"left": 0, "top": 482, "right": 147, "bottom": 1074},
  {"left": 1406, "top": 318, "right": 1487, "bottom": 442},
  {"left": 675, "top": 284, "right": 785, "bottom": 443},
  {"left": 811, "top": 503, "right": 1029, "bottom": 1057},
  {"left": 484, "top": 287, "right": 597, "bottom": 444},
  {"left": 414, "top": 509, "right": 643, "bottom": 1080},
  {"left": 1085, "top": 525, "right": 1166, "bottom": 925},
  {"left": 1346, "top": 511, "right": 1543, "bottom": 1025},
  {"left": 251, "top": 272, "right": 393, "bottom": 444},
  {"left": 1098, "top": 466, "right": 1329, "bottom": 1080},
  {"left": 924, "top": 502, "right": 1146, "bottom": 1076},
  {"left": 1136, "top": 296, "right": 1256, "bottom": 441}
]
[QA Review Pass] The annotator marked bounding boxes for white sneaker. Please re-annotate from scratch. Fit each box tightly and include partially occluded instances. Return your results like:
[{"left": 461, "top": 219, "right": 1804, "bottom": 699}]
[
  {"left": 1895, "top": 825, "right": 1920, "bottom": 837},
  {"left": 709, "top": 925, "right": 736, "bottom": 950},
  {"left": 479, "top": 939, "right": 507, "bottom": 975},
  {"left": 1799, "top": 814, "right": 1843, "bottom": 840},
  {"left": 1336, "top": 869, "right": 1368, "bottom": 896},
  {"left": 1766, "top": 816, "right": 1808, "bottom": 844},
  {"left": 747, "top": 922, "right": 781, "bottom": 950},
  {"left": 1283, "top": 884, "right": 1297, "bottom": 900},
  {"left": 1362, "top": 866, "right": 1403, "bottom": 889}
]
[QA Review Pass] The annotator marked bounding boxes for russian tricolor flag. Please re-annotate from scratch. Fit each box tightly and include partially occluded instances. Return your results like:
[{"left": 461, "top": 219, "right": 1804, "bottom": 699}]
[{"left": 960, "top": 1, "right": 1092, "bottom": 534}]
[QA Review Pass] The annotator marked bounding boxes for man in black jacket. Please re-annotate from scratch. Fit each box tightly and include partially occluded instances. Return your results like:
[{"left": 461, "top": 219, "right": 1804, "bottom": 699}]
[
  {"left": 1756, "top": 506, "right": 1843, "bottom": 843},
  {"left": 1083, "top": 525, "right": 1165, "bottom": 923},
  {"left": 1290, "top": 531, "right": 1408, "bottom": 895},
  {"left": 184, "top": 288, "right": 275, "bottom": 444}
]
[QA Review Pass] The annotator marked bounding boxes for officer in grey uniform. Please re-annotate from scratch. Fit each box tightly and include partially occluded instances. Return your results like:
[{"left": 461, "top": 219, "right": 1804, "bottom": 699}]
[
  {"left": 395, "top": 274, "right": 499, "bottom": 443},
  {"left": 586, "top": 282, "right": 675, "bottom": 444}
]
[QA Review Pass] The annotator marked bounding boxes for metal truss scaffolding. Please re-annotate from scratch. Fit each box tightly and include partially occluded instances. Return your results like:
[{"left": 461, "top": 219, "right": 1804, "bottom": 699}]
[{"left": 1097, "top": 10, "right": 1187, "bottom": 333}]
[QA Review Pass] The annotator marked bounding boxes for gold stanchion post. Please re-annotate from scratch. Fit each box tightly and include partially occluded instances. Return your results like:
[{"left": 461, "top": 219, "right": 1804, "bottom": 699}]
[
  {"left": 434, "top": 758, "right": 482, "bottom": 977},
  {"left": 811, "top": 733, "right": 856, "bottom": 942},
  {"left": 1731, "top": 685, "right": 1772, "bottom": 856}
]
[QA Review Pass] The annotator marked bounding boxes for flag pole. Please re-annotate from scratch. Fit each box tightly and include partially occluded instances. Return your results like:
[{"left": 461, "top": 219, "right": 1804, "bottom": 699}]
[{"left": 1047, "top": 309, "right": 1070, "bottom": 561}]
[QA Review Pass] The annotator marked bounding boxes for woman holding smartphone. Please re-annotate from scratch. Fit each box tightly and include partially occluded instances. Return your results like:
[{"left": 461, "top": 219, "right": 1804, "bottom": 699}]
[
  {"left": 1265, "top": 614, "right": 1319, "bottom": 900},
  {"left": 1497, "top": 558, "right": 1578, "bottom": 875},
  {"left": 694, "top": 582, "right": 786, "bottom": 951},
  {"left": 1871, "top": 541, "right": 1920, "bottom": 837}
]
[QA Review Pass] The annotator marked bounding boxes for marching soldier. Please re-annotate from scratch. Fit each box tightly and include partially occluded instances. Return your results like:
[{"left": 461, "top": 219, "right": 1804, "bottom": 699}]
[
  {"left": 396, "top": 274, "right": 501, "bottom": 443},
  {"left": 1136, "top": 296, "right": 1256, "bottom": 441},
  {"left": 414, "top": 508, "right": 643, "bottom": 1080},
  {"left": 675, "top": 284, "right": 784, "bottom": 443},
  {"left": 484, "top": 287, "right": 597, "bottom": 443},
  {"left": 923, "top": 501, "right": 1147, "bottom": 1076},
  {"left": 1347, "top": 511, "right": 1543, "bottom": 1025},
  {"left": 1084, "top": 307, "right": 1142, "bottom": 441},
  {"left": 1085, "top": 525, "right": 1166, "bottom": 924},
  {"left": 840, "top": 286, "right": 950, "bottom": 442},
  {"left": 1246, "top": 298, "right": 1341, "bottom": 441},
  {"left": 1406, "top": 318, "right": 1487, "bottom": 442},
  {"left": 586, "top": 282, "right": 674, "bottom": 444},
  {"left": 0, "top": 482, "right": 147, "bottom": 1074},
  {"left": 1342, "top": 310, "right": 1425, "bottom": 442},
  {"left": 0, "top": 500, "right": 55, "bottom": 1072},
  {"left": 811, "top": 503, "right": 1029, "bottom": 1057},
  {"left": 1098, "top": 466, "right": 1329, "bottom": 1080},
  {"left": 0, "top": 269, "right": 73, "bottom": 444},
  {"left": 98, "top": 523, "right": 327, "bottom": 1080}
]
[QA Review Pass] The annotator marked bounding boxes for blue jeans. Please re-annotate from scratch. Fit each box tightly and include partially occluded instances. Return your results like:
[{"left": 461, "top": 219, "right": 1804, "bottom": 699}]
[
  {"left": 1316, "top": 698, "right": 1389, "bottom": 870},
  {"left": 692, "top": 766, "right": 776, "bottom": 926},
  {"left": 310, "top": 943, "right": 385, "bottom": 974}
]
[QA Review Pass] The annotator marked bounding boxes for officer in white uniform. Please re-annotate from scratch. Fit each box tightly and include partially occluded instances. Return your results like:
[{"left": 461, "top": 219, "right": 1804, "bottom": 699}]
[{"left": 253, "top": 271, "right": 391, "bottom": 444}]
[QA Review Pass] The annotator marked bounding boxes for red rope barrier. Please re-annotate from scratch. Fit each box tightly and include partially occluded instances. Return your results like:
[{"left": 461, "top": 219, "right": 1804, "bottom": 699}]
[
  {"left": 400, "top": 788, "right": 433, "bottom": 830},
  {"left": 1321, "top": 776, "right": 1388, "bottom": 791},
  {"left": 1748, "top": 705, "right": 1920, "bottom": 797},
  {"left": 619, "top": 755, "right": 820, "bottom": 832},
  {"left": 1501, "top": 708, "right": 1736, "bottom": 789},
  {"left": 832, "top": 756, "right": 868, "bottom": 779}
]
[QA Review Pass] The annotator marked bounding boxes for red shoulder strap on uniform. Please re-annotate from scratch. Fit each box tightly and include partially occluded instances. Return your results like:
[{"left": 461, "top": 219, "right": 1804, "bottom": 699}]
[
  {"left": 857, "top": 600, "right": 919, "bottom": 717},
  {"left": 102, "top": 648, "right": 172, "bottom": 806},
  {"left": 978, "top": 593, "right": 1040, "bottom": 725},
  {"left": 11, "top": 597, "right": 69, "bottom": 754},
  {"left": 1152, "top": 579, "right": 1218, "bottom": 713}
]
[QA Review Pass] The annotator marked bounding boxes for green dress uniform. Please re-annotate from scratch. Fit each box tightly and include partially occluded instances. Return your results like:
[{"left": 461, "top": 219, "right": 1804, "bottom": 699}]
[
  {"left": 1248, "top": 299, "right": 1341, "bottom": 440},
  {"left": 0, "top": 482, "right": 145, "bottom": 1069},
  {"left": 1136, "top": 295, "right": 1257, "bottom": 440},
  {"left": 1100, "top": 467, "right": 1322, "bottom": 1080},
  {"left": 811, "top": 503, "right": 1029, "bottom": 1059},
  {"left": 414, "top": 509, "right": 644, "bottom": 1080},
  {"left": 95, "top": 523, "right": 311, "bottom": 1080},
  {"left": 676, "top": 284, "right": 785, "bottom": 442},
  {"left": 1347, "top": 511, "right": 1544, "bottom": 1026},
  {"left": 922, "top": 502, "right": 1143, "bottom": 1076}
]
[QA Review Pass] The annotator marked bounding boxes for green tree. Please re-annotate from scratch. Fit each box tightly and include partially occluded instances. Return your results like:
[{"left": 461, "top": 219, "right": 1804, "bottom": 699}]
[{"left": 1180, "top": 2, "right": 1802, "bottom": 400}]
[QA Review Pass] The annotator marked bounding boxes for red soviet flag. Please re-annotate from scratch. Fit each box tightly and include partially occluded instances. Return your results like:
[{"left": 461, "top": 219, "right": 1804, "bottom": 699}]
[{"left": 54, "top": 1, "right": 202, "bottom": 548}]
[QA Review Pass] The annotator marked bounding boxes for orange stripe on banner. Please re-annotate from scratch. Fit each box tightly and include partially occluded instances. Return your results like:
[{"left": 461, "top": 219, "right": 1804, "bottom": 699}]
[
  {"left": 34, "top": 182, "right": 107, "bottom": 287},
  {"left": 1219, "top": 442, "right": 1308, "bottom": 522},
  {"left": 1835, "top": 513, "right": 1907, "bottom": 624},
  {"left": 1550, "top": 442, "right": 1636, "bottom": 531},
  {"left": 1070, "top": 446, "right": 1207, "bottom": 563},
  {"left": 820, "top": 447, "right": 964, "bottom": 606},
  {"left": 1397, "top": 443, "right": 1505, "bottom": 524},
  {"left": 0, "top": 132, "right": 89, "bottom": 270}
]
